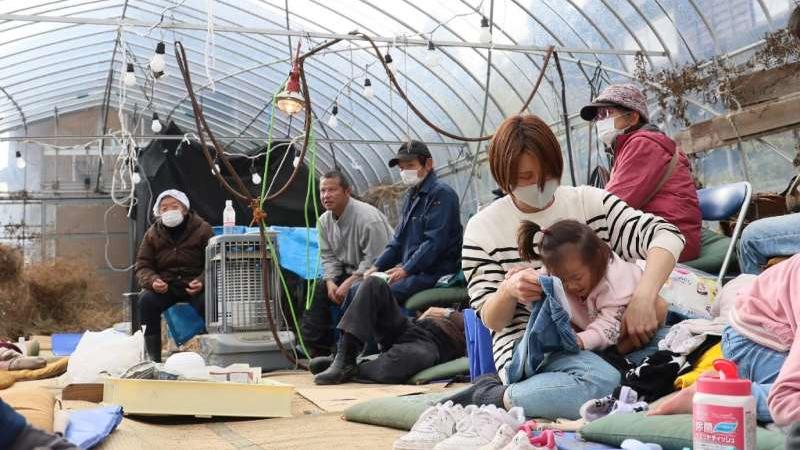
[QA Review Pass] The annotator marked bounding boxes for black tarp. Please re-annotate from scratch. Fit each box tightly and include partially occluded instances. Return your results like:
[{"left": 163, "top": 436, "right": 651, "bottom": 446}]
[
  {"left": 134, "top": 121, "right": 319, "bottom": 230},
  {"left": 129, "top": 121, "right": 321, "bottom": 290}
]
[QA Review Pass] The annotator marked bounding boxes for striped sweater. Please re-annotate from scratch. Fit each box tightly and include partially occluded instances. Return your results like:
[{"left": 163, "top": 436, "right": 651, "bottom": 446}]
[{"left": 462, "top": 186, "right": 685, "bottom": 382}]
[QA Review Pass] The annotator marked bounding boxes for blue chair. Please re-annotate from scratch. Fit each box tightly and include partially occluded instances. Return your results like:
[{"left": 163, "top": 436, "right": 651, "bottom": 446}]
[
  {"left": 463, "top": 308, "right": 496, "bottom": 381},
  {"left": 697, "top": 182, "right": 751, "bottom": 285}
]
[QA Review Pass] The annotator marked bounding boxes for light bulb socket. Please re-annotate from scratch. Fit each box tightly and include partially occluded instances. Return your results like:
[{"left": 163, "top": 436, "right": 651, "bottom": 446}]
[
  {"left": 155, "top": 42, "right": 166, "bottom": 54},
  {"left": 481, "top": 16, "right": 490, "bottom": 28},
  {"left": 427, "top": 41, "right": 436, "bottom": 51},
  {"left": 152, "top": 112, "right": 159, "bottom": 121},
  {"left": 364, "top": 78, "right": 372, "bottom": 87},
  {"left": 153, "top": 71, "right": 165, "bottom": 79},
  {"left": 384, "top": 53, "right": 393, "bottom": 64},
  {"left": 126, "top": 63, "right": 135, "bottom": 73},
  {"left": 15, "top": 150, "right": 21, "bottom": 158},
  {"left": 331, "top": 105, "right": 339, "bottom": 115}
]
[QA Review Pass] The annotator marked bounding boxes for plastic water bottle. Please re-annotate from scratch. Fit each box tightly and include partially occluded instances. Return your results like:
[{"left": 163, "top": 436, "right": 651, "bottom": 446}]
[
  {"left": 693, "top": 359, "right": 756, "bottom": 450},
  {"left": 223, "top": 200, "right": 236, "bottom": 234}
]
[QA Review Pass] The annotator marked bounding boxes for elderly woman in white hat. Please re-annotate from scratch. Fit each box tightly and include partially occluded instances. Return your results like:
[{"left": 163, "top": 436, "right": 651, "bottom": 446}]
[{"left": 135, "top": 189, "right": 214, "bottom": 362}]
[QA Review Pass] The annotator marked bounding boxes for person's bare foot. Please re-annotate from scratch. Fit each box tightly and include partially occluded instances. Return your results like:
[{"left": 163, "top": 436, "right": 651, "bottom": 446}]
[{"left": 649, "top": 384, "right": 696, "bottom": 415}]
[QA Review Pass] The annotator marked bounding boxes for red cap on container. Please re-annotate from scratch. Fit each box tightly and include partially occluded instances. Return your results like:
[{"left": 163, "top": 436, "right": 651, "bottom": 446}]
[{"left": 696, "top": 359, "right": 752, "bottom": 396}]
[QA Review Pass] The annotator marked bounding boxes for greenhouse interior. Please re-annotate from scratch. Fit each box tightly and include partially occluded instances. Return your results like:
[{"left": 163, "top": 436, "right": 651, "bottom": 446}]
[{"left": 0, "top": 1, "right": 799, "bottom": 449}]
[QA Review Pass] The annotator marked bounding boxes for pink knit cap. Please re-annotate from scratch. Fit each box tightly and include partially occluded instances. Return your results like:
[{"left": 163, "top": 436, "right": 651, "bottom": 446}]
[{"left": 580, "top": 84, "right": 649, "bottom": 123}]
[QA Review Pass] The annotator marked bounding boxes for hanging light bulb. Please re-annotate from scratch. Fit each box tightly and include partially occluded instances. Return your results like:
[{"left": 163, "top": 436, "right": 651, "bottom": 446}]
[
  {"left": 363, "top": 78, "right": 374, "bottom": 98},
  {"left": 251, "top": 168, "right": 262, "bottom": 185},
  {"left": 479, "top": 16, "right": 492, "bottom": 44},
  {"left": 384, "top": 52, "right": 396, "bottom": 76},
  {"left": 292, "top": 152, "right": 302, "bottom": 168},
  {"left": 425, "top": 41, "right": 441, "bottom": 67},
  {"left": 151, "top": 112, "right": 163, "bottom": 133},
  {"left": 14, "top": 150, "right": 26, "bottom": 169},
  {"left": 212, "top": 162, "right": 221, "bottom": 175},
  {"left": 327, "top": 104, "right": 339, "bottom": 128},
  {"left": 275, "top": 63, "right": 305, "bottom": 115},
  {"left": 150, "top": 42, "right": 166, "bottom": 74},
  {"left": 131, "top": 166, "right": 141, "bottom": 184},
  {"left": 123, "top": 63, "right": 136, "bottom": 87}
]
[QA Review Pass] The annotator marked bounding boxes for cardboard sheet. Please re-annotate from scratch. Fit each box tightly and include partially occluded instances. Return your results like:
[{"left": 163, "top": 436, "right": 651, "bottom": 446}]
[{"left": 296, "top": 384, "right": 430, "bottom": 412}]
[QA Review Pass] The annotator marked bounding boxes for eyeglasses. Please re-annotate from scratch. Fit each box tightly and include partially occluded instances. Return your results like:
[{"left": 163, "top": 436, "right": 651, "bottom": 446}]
[{"left": 594, "top": 108, "right": 630, "bottom": 121}]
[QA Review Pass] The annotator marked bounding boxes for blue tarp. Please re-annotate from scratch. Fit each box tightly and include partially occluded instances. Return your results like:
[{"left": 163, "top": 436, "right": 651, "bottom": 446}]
[{"left": 268, "top": 226, "right": 321, "bottom": 280}]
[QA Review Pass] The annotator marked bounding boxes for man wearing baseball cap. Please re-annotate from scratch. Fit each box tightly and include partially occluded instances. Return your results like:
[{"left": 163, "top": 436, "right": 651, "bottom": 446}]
[
  {"left": 365, "top": 140, "right": 462, "bottom": 302},
  {"left": 581, "top": 84, "right": 701, "bottom": 262},
  {"left": 313, "top": 140, "right": 463, "bottom": 385}
]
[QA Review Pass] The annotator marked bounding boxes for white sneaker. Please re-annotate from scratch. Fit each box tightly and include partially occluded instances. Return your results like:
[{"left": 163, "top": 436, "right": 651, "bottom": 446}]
[
  {"left": 393, "top": 401, "right": 470, "bottom": 450},
  {"left": 476, "top": 423, "right": 517, "bottom": 450},
  {"left": 433, "top": 405, "right": 525, "bottom": 450}
]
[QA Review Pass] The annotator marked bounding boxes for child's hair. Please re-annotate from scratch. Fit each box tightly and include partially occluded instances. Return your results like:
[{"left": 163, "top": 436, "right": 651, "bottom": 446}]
[{"left": 517, "top": 219, "right": 612, "bottom": 283}]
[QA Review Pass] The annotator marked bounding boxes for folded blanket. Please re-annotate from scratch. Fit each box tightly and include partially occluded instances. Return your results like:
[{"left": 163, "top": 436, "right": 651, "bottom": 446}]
[{"left": 0, "top": 358, "right": 69, "bottom": 390}]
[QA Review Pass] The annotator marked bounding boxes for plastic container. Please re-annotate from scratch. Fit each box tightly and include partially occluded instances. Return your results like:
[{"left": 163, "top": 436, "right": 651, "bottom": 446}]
[
  {"left": 223, "top": 200, "right": 236, "bottom": 234},
  {"left": 693, "top": 359, "right": 756, "bottom": 450},
  {"left": 198, "top": 330, "right": 295, "bottom": 372}
]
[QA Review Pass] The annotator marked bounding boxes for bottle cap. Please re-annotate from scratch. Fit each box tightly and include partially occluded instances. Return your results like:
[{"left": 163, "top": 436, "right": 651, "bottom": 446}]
[{"left": 696, "top": 359, "right": 751, "bottom": 396}]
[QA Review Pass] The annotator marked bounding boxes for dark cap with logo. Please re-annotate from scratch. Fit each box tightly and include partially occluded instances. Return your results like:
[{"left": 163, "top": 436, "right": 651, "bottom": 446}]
[{"left": 388, "top": 140, "right": 431, "bottom": 168}]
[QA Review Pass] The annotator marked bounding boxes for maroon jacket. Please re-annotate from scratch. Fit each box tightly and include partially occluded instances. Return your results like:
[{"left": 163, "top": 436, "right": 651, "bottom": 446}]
[
  {"left": 135, "top": 211, "right": 214, "bottom": 290},
  {"left": 605, "top": 127, "right": 701, "bottom": 261}
]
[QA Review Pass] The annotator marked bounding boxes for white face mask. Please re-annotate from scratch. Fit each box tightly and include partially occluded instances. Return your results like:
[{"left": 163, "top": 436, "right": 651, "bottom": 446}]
[
  {"left": 161, "top": 209, "right": 185, "bottom": 228},
  {"left": 400, "top": 169, "right": 422, "bottom": 186},
  {"left": 596, "top": 114, "right": 632, "bottom": 147},
  {"left": 512, "top": 179, "right": 560, "bottom": 209}
]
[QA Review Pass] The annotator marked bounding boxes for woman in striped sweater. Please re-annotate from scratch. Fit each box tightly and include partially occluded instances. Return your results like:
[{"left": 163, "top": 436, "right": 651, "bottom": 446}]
[{"left": 460, "top": 114, "right": 685, "bottom": 419}]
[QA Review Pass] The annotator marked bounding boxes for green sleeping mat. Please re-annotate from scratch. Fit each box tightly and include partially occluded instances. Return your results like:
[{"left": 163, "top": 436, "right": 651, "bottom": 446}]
[
  {"left": 580, "top": 412, "right": 785, "bottom": 450},
  {"left": 683, "top": 227, "right": 738, "bottom": 274},
  {"left": 404, "top": 287, "right": 470, "bottom": 312},
  {"left": 407, "top": 357, "right": 469, "bottom": 385}
]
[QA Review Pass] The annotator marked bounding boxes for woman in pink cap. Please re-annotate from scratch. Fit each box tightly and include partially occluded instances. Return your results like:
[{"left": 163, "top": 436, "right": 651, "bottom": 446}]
[{"left": 581, "top": 84, "right": 702, "bottom": 262}]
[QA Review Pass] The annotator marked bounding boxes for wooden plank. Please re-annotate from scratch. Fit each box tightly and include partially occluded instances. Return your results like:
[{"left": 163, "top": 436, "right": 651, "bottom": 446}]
[
  {"left": 726, "top": 62, "right": 800, "bottom": 107},
  {"left": 675, "top": 94, "right": 800, "bottom": 154}
]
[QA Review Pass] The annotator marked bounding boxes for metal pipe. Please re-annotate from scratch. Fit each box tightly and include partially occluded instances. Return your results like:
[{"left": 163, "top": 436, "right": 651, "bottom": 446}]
[
  {"left": 0, "top": 13, "right": 668, "bottom": 57},
  {"left": 1, "top": 134, "right": 466, "bottom": 147},
  {"left": 553, "top": 52, "right": 576, "bottom": 187}
]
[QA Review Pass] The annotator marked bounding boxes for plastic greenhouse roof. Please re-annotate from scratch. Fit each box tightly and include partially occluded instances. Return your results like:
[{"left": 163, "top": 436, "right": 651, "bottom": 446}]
[{"left": 0, "top": 0, "right": 795, "bottom": 192}]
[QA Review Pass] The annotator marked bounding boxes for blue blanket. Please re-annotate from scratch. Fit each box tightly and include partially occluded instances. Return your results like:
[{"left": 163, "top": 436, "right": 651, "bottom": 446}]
[{"left": 268, "top": 226, "right": 321, "bottom": 280}]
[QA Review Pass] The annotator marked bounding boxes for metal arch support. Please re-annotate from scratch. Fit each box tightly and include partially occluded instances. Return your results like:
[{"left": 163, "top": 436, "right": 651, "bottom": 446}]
[
  {"left": 0, "top": 13, "right": 666, "bottom": 56},
  {"left": 298, "top": 0, "right": 499, "bottom": 132},
  {"left": 754, "top": 0, "right": 775, "bottom": 30},
  {"left": 0, "top": 86, "right": 27, "bottom": 135},
  {"left": 618, "top": 0, "right": 675, "bottom": 65},
  {"left": 150, "top": 0, "right": 463, "bottom": 150},
  {"left": 597, "top": 0, "right": 655, "bottom": 69},
  {"left": 652, "top": 0, "right": 699, "bottom": 64},
  {"left": 686, "top": 0, "right": 722, "bottom": 55},
  {"left": 446, "top": 0, "right": 562, "bottom": 121},
  {"left": 376, "top": 0, "right": 553, "bottom": 122},
  {"left": 561, "top": 0, "right": 630, "bottom": 72}
]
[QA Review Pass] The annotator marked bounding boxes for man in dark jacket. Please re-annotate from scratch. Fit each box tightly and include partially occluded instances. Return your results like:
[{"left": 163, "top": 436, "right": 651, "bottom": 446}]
[
  {"left": 364, "top": 140, "right": 463, "bottom": 304},
  {"left": 135, "top": 189, "right": 214, "bottom": 362},
  {"left": 312, "top": 276, "right": 466, "bottom": 385}
]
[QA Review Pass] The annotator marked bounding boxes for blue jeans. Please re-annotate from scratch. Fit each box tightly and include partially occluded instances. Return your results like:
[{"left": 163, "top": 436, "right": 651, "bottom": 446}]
[
  {"left": 506, "top": 324, "right": 670, "bottom": 419},
  {"left": 722, "top": 326, "right": 787, "bottom": 422},
  {"left": 738, "top": 213, "right": 800, "bottom": 274},
  {"left": 507, "top": 276, "right": 578, "bottom": 384}
]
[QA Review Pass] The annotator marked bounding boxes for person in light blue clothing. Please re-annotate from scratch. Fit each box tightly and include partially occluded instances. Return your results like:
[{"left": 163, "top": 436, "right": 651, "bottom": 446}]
[{"left": 738, "top": 213, "right": 800, "bottom": 274}]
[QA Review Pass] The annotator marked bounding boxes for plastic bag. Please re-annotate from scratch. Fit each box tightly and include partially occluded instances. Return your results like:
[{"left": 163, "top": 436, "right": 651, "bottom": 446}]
[
  {"left": 163, "top": 303, "right": 205, "bottom": 346},
  {"left": 64, "top": 329, "right": 144, "bottom": 384}
]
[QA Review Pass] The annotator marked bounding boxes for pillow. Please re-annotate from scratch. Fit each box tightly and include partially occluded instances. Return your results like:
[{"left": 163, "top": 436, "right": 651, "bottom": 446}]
[
  {"left": 404, "top": 287, "right": 469, "bottom": 312},
  {"left": 344, "top": 391, "right": 464, "bottom": 430},
  {"left": 579, "top": 412, "right": 785, "bottom": 450},
  {"left": 408, "top": 357, "right": 469, "bottom": 385}
]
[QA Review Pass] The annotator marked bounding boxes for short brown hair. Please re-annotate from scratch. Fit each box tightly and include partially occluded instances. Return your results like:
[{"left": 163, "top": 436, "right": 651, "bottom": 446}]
[
  {"left": 321, "top": 169, "right": 351, "bottom": 190},
  {"left": 488, "top": 114, "right": 563, "bottom": 192},
  {"left": 517, "top": 219, "right": 612, "bottom": 286}
]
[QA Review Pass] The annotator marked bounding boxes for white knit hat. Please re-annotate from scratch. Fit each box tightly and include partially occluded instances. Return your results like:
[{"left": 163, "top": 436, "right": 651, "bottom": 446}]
[{"left": 152, "top": 189, "right": 190, "bottom": 216}]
